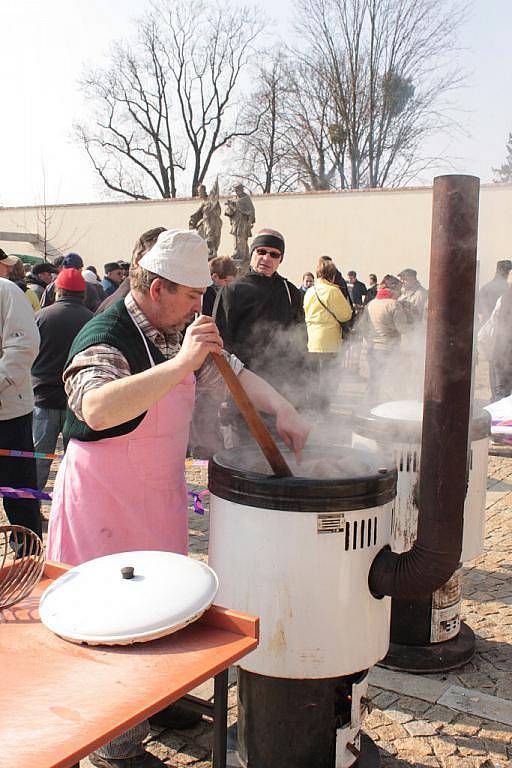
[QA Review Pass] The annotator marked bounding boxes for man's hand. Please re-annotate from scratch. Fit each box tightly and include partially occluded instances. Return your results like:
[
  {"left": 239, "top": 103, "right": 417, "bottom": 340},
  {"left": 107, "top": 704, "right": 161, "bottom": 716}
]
[
  {"left": 274, "top": 403, "right": 311, "bottom": 464},
  {"left": 177, "top": 315, "right": 224, "bottom": 371}
]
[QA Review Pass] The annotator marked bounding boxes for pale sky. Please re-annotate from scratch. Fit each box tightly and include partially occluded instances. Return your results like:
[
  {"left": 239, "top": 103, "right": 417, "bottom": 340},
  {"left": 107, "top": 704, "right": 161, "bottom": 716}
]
[{"left": 2, "top": 0, "right": 511, "bottom": 207}]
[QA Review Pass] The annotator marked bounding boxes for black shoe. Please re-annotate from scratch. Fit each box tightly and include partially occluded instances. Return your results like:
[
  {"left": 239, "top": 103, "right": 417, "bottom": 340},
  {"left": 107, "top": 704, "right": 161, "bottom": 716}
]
[
  {"left": 88, "top": 750, "right": 165, "bottom": 767},
  {"left": 148, "top": 702, "right": 203, "bottom": 730}
]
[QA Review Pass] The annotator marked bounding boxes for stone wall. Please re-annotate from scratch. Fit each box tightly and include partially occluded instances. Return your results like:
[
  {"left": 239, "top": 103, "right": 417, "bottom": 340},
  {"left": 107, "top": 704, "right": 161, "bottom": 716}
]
[{"left": 1, "top": 182, "right": 510, "bottom": 286}]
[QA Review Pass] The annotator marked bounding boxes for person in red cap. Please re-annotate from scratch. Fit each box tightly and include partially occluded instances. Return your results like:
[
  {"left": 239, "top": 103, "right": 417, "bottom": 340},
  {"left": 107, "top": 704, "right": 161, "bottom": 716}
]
[{"left": 31, "top": 268, "right": 94, "bottom": 489}]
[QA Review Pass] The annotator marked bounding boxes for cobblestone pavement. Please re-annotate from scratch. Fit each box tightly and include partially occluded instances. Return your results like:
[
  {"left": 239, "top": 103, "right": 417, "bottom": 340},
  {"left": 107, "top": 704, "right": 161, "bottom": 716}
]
[{"left": 4, "top": 410, "right": 512, "bottom": 766}]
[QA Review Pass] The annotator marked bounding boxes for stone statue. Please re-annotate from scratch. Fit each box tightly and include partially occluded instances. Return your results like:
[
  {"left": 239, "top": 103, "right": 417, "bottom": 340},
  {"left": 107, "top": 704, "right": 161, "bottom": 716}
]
[
  {"left": 189, "top": 180, "right": 222, "bottom": 259},
  {"left": 224, "top": 183, "right": 256, "bottom": 263}
]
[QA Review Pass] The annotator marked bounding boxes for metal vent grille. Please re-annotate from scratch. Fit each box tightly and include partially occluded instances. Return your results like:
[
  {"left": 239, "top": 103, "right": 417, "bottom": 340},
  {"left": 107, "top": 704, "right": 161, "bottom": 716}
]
[
  {"left": 344, "top": 517, "right": 378, "bottom": 551},
  {"left": 398, "top": 450, "right": 419, "bottom": 473},
  {"left": 317, "top": 513, "right": 345, "bottom": 534},
  {"left": 442, "top": 618, "right": 460, "bottom": 635}
]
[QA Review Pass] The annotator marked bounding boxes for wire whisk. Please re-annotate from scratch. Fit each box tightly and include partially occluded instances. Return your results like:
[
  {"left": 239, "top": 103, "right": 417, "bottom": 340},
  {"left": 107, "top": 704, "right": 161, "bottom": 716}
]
[{"left": 0, "top": 525, "right": 45, "bottom": 609}]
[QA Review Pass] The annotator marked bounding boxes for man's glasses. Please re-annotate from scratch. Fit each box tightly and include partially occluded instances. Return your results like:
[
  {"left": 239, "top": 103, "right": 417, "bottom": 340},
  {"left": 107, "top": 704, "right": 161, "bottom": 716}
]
[{"left": 255, "top": 248, "right": 281, "bottom": 259}]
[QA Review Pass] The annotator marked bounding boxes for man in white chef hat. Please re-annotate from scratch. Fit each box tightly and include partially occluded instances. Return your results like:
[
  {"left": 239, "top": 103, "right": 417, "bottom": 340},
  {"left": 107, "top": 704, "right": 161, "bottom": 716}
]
[{"left": 47, "top": 228, "right": 309, "bottom": 767}]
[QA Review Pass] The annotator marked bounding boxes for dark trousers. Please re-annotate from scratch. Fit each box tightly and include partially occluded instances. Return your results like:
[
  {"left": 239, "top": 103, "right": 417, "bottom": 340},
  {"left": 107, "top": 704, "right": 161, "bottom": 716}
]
[
  {"left": 366, "top": 347, "right": 395, "bottom": 405},
  {"left": 308, "top": 353, "right": 339, "bottom": 413},
  {"left": 492, "top": 360, "right": 512, "bottom": 401},
  {"left": 492, "top": 362, "right": 512, "bottom": 402},
  {"left": 0, "top": 413, "right": 42, "bottom": 537}
]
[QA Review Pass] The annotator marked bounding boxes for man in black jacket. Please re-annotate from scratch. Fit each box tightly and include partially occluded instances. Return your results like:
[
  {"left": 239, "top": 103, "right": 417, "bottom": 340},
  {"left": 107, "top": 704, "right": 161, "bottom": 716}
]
[
  {"left": 31, "top": 268, "right": 93, "bottom": 488},
  {"left": 101, "top": 262, "right": 124, "bottom": 297},
  {"left": 40, "top": 253, "right": 101, "bottom": 312},
  {"left": 202, "top": 255, "right": 238, "bottom": 337},
  {"left": 26, "top": 262, "right": 58, "bottom": 301},
  {"left": 222, "top": 228, "right": 306, "bottom": 403},
  {"left": 347, "top": 270, "right": 367, "bottom": 308},
  {"left": 478, "top": 259, "right": 512, "bottom": 323},
  {"left": 365, "top": 274, "right": 378, "bottom": 305}
]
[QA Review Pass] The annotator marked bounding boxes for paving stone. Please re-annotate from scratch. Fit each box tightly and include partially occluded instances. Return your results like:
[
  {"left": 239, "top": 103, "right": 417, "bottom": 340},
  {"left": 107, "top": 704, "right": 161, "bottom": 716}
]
[
  {"left": 394, "top": 695, "right": 432, "bottom": 716},
  {"left": 424, "top": 705, "right": 457, "bottom": 726},
  {"left": 441, "top": 714, "right": 483, "bottom": 737},
  {"left": 369, "top": 667, "right": 449, "bottom": 704},
  {"left": 455, "top": 736, "right": 488, "bottom": 755},
  {"left": 393, "top": 737, "right": 433, "bottom": 756},
  {"left": 146, "top": 732, "right": 187, "bottom": 760},
  {"left": 438, "top": 686, "right": 512, "bottom": 727},
  {"left": 172, "top": 746, "right": 209, "bottom": 765},
  {"left": 440, "top": 757, "right": 483, "bottom": 768},
  {"left": 371, "top": 690, "right": 399, "bottom": 709},
  {"left": 375, "top": 722, "right": 409, "bottom": 741},
  {"left": 482, "top": 739, "right": 509, "bottom": 758},
  {"left": 383, "top": 707, "right": 414, "bottom": 724},
  {"left": 375, "top": 739, "right": 397, "bottom": 756},
  {"left": 366, "top": 709, "right": 393, "bottom": 728},
  {"left": 480, "top": 720, "right": 512, "bottom": 737},
  {"left": 404, "top": 719, "right": 438, "bottom": 737},
  {"left": 432, "top": 738, "right": 458, "bottom": 758}
]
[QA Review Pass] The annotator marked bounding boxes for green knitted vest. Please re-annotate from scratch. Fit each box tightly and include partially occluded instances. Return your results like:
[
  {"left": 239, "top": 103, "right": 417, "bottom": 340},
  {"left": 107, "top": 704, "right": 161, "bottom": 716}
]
[{"left": 63, "top": 300, "right": 165, "bottom": 443}]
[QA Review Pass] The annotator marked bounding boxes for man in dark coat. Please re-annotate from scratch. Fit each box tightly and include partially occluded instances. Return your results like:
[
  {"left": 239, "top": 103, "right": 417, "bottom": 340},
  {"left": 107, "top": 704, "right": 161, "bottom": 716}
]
[
  {"left": 479, "top": 260, "right": 512, "bottom": 323},
  {"left": 202, "top": 255, "right": 238, "bottom": 338},
  {"left": 365, "top": 274, "right": 378, "bottom": 305},
  {"left": 222, "top": 228, "right": 306, "bottom": 403},
  {"left": 31, "top": 268, "right": 93, "bottom": 488},
  {"left": 26, "top": 262, "right": 58, "bottom": 301},
  {"left": 40, "top": 253, "right": 101, "bottom": 312},
  {"left": 347, "top": 270, "right": 367, "bottom": 307},
  {"left": 101, "top": 262, "right": 125, "bottom": 297}
]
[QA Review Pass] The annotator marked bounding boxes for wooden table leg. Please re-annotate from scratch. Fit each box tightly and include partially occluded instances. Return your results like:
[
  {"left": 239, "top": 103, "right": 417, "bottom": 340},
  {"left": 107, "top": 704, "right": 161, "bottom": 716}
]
[{"left": 212, "top": 668, "right": 229, "bottom": 768}]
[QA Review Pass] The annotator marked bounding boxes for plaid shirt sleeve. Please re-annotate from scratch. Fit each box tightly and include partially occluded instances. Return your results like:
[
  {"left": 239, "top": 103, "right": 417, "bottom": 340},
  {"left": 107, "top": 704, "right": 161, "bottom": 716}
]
[
  {"left": 195, "top": 351, "right": 244, "bottom": 401},
  {"left": 63, "top": 345, "right": 131, "bottom": 421},
  {"left": 64, "top": 344, "right": 244, "bottom": 422}
]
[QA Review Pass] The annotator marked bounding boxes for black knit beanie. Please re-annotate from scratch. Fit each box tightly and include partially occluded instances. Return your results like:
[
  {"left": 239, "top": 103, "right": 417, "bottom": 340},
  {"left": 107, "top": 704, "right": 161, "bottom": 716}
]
[{"left": 250, "top": 231, "right": 285, "bottom": 258}]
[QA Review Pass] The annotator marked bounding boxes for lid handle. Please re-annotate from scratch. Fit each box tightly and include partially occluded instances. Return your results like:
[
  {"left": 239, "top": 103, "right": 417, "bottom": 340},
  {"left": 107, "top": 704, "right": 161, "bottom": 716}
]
[{"left": 121, "top": 566, "right": 135, "bottom": 580}]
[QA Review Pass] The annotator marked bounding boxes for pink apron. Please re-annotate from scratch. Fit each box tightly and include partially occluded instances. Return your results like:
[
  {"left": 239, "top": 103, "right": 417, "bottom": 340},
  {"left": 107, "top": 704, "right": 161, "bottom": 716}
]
[{"left": 47, "top": 327, "right": 195, "bottom": 567}]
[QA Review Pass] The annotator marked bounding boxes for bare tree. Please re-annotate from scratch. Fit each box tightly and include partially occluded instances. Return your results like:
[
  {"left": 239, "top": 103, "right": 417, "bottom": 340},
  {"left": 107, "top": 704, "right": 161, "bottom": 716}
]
[
  {"left": 75, "top": 20, "right": 184, "bottom": 199},
  {"left": 232, "top": 55, "right": 350, "bottom": 193},
  {"left": 493, "top": 132, "right": 512, "bottom": 183},
  {"left": 75, "top": 0, "right": 264, "bottom": 199},
  {"left": 30, "top": 166, "right": 79, "bottom": 259},
  {"left": 232, "top": 54, "right": 301, "bottom": 193},
  {"left": 283, "top": 59, "right": 349, "bottom": 191},
  {"left": 152, "top": 0, "right": 264, "bottom": 195},
  {"left": 292, "top": 0, "right": 466, "bottom": 189}
]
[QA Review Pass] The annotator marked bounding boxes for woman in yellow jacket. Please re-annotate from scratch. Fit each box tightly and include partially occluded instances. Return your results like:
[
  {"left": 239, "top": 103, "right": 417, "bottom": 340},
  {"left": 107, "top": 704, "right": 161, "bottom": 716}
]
[{"left": 304, "top": 256, "right": 353, "bottom": 410}]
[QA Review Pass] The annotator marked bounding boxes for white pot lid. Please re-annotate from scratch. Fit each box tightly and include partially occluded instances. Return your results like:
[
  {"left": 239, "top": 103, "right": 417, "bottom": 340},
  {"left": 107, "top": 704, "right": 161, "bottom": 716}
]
[
  {"left": 371, "top": 399, "right": 422, "bottom": 422},
  {"left": 39, "top": 551, "right": 219, "bottom": 646}
]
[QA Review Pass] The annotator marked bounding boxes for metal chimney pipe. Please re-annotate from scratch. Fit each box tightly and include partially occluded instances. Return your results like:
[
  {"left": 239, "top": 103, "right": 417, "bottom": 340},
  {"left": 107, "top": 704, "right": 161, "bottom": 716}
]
[{"left": 369, "top": 175, "right": 480, "bottom": 599}]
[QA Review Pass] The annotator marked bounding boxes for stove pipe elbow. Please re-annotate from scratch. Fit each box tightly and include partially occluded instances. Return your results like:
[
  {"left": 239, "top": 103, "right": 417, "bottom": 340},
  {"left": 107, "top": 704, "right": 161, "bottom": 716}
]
[{"left": 369, "top": 175, "right": 480, "bottom": 601}]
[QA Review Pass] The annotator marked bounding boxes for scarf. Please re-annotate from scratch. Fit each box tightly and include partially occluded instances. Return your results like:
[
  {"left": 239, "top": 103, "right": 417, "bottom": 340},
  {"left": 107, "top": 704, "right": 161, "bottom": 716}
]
[{"left": 376, "top": 288, "right": 395, "bottom": 299}]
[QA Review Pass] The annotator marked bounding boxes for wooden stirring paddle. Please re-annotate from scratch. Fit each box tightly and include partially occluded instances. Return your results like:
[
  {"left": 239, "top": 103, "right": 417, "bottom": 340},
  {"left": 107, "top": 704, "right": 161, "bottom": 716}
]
[{"left": 212, "top": 354, "right": 293, "bottom": 477}]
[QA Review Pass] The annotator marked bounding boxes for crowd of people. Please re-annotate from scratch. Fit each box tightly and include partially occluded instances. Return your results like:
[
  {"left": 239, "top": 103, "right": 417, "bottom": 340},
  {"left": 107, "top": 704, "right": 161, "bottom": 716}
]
[
  {"left": 0, "top": 232, "right": 434, "bottom": 523},
  {"left": 3, "top": 227, "right": 503, "bottom": 766}
]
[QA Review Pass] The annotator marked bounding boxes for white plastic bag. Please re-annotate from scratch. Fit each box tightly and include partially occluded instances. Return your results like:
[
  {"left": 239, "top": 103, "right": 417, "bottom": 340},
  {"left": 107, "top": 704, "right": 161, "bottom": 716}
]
[{"left": 485, "top": 395, "right": 512, "bottom": 444}]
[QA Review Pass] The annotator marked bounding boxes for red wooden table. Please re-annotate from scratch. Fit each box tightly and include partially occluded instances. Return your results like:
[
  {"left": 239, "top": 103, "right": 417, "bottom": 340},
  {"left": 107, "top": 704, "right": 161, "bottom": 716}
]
[{"left": 0, "top": 562, "right": 258, "bottom": 768}]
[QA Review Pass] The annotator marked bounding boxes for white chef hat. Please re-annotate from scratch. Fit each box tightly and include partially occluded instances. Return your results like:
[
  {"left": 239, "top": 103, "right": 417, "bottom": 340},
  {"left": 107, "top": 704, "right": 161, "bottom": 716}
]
[{"left": 138, "top": 229, "right": 211, "bottom": 288}]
